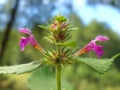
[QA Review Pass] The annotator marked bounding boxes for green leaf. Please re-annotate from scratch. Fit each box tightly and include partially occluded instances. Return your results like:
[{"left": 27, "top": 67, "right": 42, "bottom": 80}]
[
  {"left": 28, "top": 65, "right": 74, "bottom": 90},
  {"left": 0, "top": 60, "right": 42, "bottom": 74},
  {"left": 28, "top": 66, "right": 56, "bottom": 90},
  {"left": 112, "top": 53, "right": 120, "bottom": 60},
  {"left": 75, "top": 57, "right": 114, "bottom": 74},
  {"left": 38, "top": 25, "right": 48, "bottom": 30},
  {"left": 54, "top": 15, "right": 67, "bottom": 22},
  {"left": 57, "top": 41, "right": 76, "bottom": 48}
]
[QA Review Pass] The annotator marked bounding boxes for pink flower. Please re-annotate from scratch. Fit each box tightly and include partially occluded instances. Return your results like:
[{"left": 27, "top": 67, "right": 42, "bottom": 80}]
[
  {"left": 19, "top": 28, "right": 45, "bottom": 53},
  {"left": 74, "top": 35, "right": 109, "bottom": 58}
]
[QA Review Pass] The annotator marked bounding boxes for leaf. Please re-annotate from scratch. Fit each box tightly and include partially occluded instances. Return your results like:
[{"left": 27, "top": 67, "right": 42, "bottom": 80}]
[
  {"left": 38, "top": 25, "right": 48, "bottom": 30},
  {"left": 57, "top": 41, "right": 76, "bottom": 48},
  {"left": 75, "top": 57, "right": 114, "bottom": 74},
  {"left": 28, "top": 65, "right": 74, "bottom": 90},
  {"left": 0, "top": 60, "right": 42, "bottom": 74},
  {"left": 28, "top": 66, "right": 56, "bottom": 90},
  {"left": 112, "top": 53, "right": 120, "bottom": 59}
]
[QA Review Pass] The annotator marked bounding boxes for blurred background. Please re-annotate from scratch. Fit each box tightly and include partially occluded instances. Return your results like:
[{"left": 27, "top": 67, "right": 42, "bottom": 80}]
[{"left": 0, "top": 0, "right": 120, "bottom": 90}]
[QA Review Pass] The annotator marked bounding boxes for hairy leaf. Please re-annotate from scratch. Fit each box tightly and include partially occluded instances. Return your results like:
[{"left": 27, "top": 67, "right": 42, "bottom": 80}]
[
  {"left": 0, "top": 61, "right": 42, "bottom": 74},
  {"left": 28, "top": 66, "right": 55, "bottom": 90},
  {"left": 75, "top": 57, "right": 114, "bottom": 74}
]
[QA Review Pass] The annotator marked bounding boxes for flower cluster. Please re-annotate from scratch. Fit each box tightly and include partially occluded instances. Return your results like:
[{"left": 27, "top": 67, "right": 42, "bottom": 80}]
[{"left": 18, "top": 15, "right": 109, "bottom": 66}]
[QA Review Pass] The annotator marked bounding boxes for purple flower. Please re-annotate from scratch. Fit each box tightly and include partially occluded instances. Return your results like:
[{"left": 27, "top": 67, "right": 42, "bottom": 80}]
[
  {"left": 19, "top": 28, "right": 45, "bottom": 53},
  {"left": 74, "top": 35, "right": 109, "bottom": 58}
]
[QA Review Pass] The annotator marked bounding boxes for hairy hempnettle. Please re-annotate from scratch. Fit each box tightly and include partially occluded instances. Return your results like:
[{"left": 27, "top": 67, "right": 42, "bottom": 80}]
[{"left": 0, "top": 15, "right": 119, "bottom": 90}]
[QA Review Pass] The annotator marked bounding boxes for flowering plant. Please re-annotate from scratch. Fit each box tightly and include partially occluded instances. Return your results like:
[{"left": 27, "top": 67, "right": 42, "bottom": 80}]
[{"left": 0, "top": 15, "right": 118, "bottom": 90}]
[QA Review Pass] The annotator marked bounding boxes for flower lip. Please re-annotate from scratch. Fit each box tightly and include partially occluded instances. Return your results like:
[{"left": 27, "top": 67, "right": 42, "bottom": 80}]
[
  {"left": 91, "top": 43, "right": 104, "bottom": 58},
  {"left": 83, "top": 41, "right": 104, "bottom": 58},
  {"left": 19, "top": 37, "right": 29, "bottom": 51}
]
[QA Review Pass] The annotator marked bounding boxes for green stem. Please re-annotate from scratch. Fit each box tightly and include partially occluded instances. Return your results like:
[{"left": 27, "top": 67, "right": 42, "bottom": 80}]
[{"left": 56, "top": 64, "right": 61, "bottom": 90}]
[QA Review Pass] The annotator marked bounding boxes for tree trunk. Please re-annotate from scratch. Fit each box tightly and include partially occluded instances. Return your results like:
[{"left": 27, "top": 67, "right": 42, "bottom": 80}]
[{"left": 0, "top": 0, "right": 19, "bottom": 65}]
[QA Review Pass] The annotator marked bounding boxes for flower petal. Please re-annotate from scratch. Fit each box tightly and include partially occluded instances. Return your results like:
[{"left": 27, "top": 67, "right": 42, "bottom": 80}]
[
  {"left": 29, "top": 35, "right": 45, "bottom": 52},
  {"left": 29, "top": 35, "right": 38, "bottom": 47},
  {"left": 19, "top": 37, "right": 29, "bottom": 51},
  {"left": 19, "top": 28, "right": 31, "bottom": 35},
  {"left": 93, "top": 44, "right": 104, "bottom": 58},
  {"left": 95, "top": 35, "right": 109, "bottom": 42}
]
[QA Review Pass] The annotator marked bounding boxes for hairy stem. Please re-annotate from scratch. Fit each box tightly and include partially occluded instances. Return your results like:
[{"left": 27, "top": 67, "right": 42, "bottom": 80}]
[{"left": 56, "top": 64, "right": 61, "bottom": 90}]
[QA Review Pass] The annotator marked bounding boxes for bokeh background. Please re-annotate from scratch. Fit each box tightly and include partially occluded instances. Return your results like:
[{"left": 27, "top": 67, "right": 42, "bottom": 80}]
[{"left": 0, "top": 0, "right": 120, "bottom": 90}]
